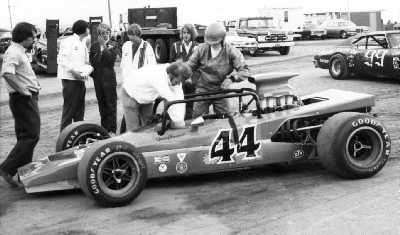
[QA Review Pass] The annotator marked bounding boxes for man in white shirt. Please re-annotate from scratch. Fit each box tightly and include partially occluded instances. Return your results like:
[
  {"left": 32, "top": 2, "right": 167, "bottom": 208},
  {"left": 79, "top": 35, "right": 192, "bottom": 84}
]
[
  {"left": 119, "top": 23, "right": 157, "bottom": 133},
  {"left": 121, "top": 61, "right": 192, "bottom": 132},
  {"left": 120, "top": 24, "right": 156, "bottom": 78},
  {"left": 57, "top": 20, "right": 93, "bottom": 131}
]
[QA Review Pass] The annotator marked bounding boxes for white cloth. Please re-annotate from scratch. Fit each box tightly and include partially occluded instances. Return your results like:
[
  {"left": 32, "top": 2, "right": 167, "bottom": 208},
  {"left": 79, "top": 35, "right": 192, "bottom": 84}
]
[
  {"left": 120, "top": 40, "right": 156, "bottom": 82},
  {"left": 122, "top": 64, "right": 185, "bottom": 126},
  {"left": 57, "top": 34, "right": 91, "bottom": 81}
]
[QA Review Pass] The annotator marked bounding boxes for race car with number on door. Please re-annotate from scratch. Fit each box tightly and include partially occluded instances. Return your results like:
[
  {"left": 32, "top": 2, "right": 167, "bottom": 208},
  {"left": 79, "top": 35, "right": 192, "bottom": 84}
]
[
  {"left": 18, "top": 72, "right": 391, "bottom": 207},
  {"left": 313, "top": 30, "right": 400, "bottom": 80}
]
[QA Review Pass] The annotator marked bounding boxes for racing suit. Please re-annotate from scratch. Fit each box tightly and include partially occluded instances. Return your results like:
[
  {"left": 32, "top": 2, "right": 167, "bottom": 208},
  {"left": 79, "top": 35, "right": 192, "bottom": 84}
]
[{"left": 186, "top": 42, "right": 250, "bottom": 117}]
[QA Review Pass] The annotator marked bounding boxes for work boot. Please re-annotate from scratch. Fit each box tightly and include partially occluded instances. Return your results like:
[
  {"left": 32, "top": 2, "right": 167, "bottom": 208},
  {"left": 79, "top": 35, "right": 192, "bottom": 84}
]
[{"left": 0, "top": 169, "right": 18, "bottom": 187}]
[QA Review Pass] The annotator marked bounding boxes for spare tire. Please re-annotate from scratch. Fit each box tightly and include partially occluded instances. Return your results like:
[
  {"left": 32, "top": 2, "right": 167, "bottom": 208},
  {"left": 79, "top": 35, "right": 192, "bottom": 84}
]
[
  {"left": 155, "top": 39, "right": 168, "bottom": 63},
  {"left": 78, "top": 140, "right": 147, "bottom": 207},
  {"left": 56, "top": 121, "right": 110, "bottom": 152},
  {"left": 317, "top": 112, "right": 391, "bottom": 179}
]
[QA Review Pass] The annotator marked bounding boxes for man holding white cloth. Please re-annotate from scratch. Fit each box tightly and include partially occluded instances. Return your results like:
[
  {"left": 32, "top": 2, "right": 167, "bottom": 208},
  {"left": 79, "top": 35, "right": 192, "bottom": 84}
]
[{"left": 121, "top": 62, "right": 191, "bottom": 132}]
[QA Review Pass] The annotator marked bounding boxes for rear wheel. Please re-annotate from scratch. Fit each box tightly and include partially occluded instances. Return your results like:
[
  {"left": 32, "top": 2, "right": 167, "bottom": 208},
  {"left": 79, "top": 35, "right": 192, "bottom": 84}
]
[
  {"left": 154, "top": 39, "right": 168, "bottom": 63},
  {"left": 278, "top": 46, "right": 290, "bottom": 55},
  {"left": 56, "top": 121, "right": 110, "bottom": 151},
  {"left": 317, "top": 112, "right": 390, "bottom": 178},
  {"left": 78, "top": 140, "right": 147, "bottom": 207},
  {"left": 329, "top": 54, "right": 349, "bottom": 80}
]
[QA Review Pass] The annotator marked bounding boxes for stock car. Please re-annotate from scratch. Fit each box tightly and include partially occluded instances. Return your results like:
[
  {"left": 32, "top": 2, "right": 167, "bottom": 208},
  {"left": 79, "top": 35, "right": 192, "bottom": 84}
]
[
  {"left": 18, "top": 73, "right": 391, "bottom": 207},
  {"left": 314, "top": 31, "right": 400, "bottom": 80}
]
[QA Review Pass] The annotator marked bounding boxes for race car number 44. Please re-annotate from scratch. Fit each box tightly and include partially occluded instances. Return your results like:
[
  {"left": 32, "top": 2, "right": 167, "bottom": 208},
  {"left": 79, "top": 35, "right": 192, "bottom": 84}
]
[{"left": 207, "top": 126, "right": 261, "bottom": 164}]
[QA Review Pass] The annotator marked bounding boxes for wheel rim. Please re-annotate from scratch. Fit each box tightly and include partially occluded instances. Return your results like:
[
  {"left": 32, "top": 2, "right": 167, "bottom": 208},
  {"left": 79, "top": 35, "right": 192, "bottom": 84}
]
[
  {"left": 331, "top": 59, "right": 342, "bottom": 76},
  {"left": 345, "top": 127, "right": 383, "bottom": 168},
  {"left": 97, "top": 152, "right": 140, "bottom": 197},
  {"left": 71, "top": 131, "right": 106, "bottom": 147}
]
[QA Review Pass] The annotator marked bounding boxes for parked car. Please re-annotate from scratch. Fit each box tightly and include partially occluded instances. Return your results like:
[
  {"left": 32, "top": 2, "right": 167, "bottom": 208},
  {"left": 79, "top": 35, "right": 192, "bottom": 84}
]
[
  {"left": 225, "top": 30, "right": 258, "bottom": 55},
  {"left": 313, "top": 31, "right": 400, "bottom": 80},
  {"left": 0, "top": 29, "right": 11, "bottom": 53},
  {"left": 18, "top": 72, "right": 390, "bottom": 207},
  {"left": 298, "top": 22, "right": 327, "bottom": 40},
  {"left": 320, "top": 19, "right": 358, "bottom": 38}
]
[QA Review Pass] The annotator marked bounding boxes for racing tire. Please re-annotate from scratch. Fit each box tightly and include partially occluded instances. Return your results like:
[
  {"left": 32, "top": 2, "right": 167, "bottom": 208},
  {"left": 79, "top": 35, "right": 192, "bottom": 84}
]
[
  {"left": 317, "top": 112, "right": 390, "bottom": 179},
  {"left": 340, "top": 30, "right": 347, "bottom": 39},
  {"left": 155, "top": 39, "right": 168, "bottom": 63},
  {"left": 329, "top": 54, "right": 349, "bottom": 80},
  {"left": 56, "top": 121, "right": 110, "bottom": 152},
  {"left": 78, "top": 140, "right": 147, "bottom": 207},
  {"left": 278, "top": 46, "right": 290, "bottom": 55}
]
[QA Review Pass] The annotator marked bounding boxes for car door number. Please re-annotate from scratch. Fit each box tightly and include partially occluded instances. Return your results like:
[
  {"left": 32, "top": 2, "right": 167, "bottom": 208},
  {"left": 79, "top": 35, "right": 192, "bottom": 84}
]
[
  {"left": 209, "top": 126, "right": 261, "bottom": 163},
  {"left": 364, "top": 50, "right": 387, "bottom": 68}
]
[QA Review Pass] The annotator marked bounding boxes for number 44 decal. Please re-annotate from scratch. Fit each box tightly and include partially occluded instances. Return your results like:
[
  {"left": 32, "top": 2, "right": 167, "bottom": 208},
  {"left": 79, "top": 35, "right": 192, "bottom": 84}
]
[{"left": 209, "top": 126, "right": 261, "bottom": 163}]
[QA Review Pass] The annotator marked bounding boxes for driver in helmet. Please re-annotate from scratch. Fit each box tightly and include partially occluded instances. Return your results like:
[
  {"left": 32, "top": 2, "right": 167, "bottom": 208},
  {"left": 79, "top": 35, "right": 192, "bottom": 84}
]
[{"left": 186, "top": 22, "right": 250, "bottom": 118}]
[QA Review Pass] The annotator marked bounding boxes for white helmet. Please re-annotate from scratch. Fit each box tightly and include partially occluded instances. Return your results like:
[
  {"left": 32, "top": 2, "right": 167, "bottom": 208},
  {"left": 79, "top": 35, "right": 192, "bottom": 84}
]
[{"left": 204, "top": 22, "right": 226, "bottom": 45}]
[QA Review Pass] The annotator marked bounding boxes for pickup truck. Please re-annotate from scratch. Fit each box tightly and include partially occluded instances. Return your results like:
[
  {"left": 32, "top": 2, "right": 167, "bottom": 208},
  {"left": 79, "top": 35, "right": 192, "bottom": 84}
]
[{"left": 227, "top": 17, "right": 295, "bottom": 56}]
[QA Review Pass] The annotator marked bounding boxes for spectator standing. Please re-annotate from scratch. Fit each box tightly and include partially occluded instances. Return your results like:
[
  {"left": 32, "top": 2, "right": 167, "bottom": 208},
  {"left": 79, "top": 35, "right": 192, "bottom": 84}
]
[
  {"left": 58, "top": 20, "right": 92, "bottom": 131},
  {"left": 0, "top": 22, "right": 40, "bottom": 187},
  {"left": 170, "top": 23, "right": 199, "bottom": 119},
  {"left": 90, "top": 23, "right": 119, "bottom": 134},
  {"left": 119, "top": 24, "right": 156, "bottom": 132}
]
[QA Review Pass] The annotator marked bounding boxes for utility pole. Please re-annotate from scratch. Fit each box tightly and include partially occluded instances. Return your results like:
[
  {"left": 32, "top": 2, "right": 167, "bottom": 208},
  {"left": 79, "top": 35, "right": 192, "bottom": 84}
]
[
  {"left": 347, "top": 0, "right": 351, "bottom": 21},
  {"left": 8, "top": 0, "right": 13, "bottom": 29},
  {"left": 107, "top": 0, "right": 112, "bottom": 29}
]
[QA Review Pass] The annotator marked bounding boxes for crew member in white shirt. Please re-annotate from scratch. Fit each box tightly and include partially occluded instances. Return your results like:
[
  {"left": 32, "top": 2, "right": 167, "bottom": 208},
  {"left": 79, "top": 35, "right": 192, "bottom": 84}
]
[
  {"left": 120, "top": 23, "right": 156, "bottom": 78},
  {"left": 119, "top": 23, "right": 157, "bottom": 133},
  {"left": 121, "top": 61, "right": 191, "bottom": 132},
  {"left": 57, "top": 20, "right": 93, "bottom": 131}
]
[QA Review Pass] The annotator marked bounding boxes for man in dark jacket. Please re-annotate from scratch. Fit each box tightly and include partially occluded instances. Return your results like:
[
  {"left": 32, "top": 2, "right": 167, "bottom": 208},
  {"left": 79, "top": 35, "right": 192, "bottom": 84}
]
[{"left": 90, "top": 23, "right": 119, "bottom": 134}]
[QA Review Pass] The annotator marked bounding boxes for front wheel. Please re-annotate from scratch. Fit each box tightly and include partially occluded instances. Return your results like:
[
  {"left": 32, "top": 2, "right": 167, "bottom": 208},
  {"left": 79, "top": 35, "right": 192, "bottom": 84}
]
[
  {"left": 248, "top": 48, "right": 258, "bottom": 56},
  {"left": 78, "top": 140, "right": 147, "bottom": 207},
  {"left": 340, "top": 31, "right": 348, "bottom": 39},
  {"left": 317, "top": 112, "right": 391, "bottom": 179},
  {"left": 278, "top": 46, "right": 290, "bottom": 55},
  {"left": 56, "top": 121, "right": 110, "bottom": 152}
]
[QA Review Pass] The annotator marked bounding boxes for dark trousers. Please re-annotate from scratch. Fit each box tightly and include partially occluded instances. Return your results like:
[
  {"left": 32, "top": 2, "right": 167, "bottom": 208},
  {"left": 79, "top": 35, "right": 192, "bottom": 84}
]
[
  {"left": 60, "top": 79, "right": 86, "bottom": 131},
  {"left": 0, "top": 92, "right": 40, "bottom": 176},
  {"left": 183, "top": 81, "right": 195, "bottom": 120},
  {"left": 93, "top": 78, "right": 117, "bottom": 133}
]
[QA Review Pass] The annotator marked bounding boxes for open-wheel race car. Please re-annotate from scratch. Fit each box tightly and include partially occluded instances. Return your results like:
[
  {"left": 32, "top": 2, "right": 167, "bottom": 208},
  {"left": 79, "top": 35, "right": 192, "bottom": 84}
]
[{"left": 18, "top": 73, "right": 391, "bottom": 207}]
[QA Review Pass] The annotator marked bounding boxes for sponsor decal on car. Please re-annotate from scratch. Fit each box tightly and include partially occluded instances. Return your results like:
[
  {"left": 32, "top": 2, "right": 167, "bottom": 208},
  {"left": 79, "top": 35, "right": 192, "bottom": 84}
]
[
  {"left": 158, "top": 163, "right": 168, "bottom": 173},
  {"left": 176, "top": 153, "right": 188, "bottom": 174},
  {"left": 292, "top": 149, "right": 305, "bottom": 160},
  {"left": 153, "top": 155, "right": 170, "bottom": 164},
  {"left": 203, "top": 125, "right": 262, "bottom": 165}
]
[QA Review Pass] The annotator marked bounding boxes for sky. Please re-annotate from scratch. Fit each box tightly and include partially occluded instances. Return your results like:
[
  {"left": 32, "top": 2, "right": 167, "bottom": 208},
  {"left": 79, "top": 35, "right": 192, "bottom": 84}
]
[{"left": 1, "top": 0, "right": 400, "bottom": 30}]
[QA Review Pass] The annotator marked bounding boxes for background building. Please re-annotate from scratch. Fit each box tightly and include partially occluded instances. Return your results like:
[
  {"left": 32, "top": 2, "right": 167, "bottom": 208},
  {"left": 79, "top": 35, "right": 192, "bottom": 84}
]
[{"left": 304, "top": 10, "right": 384, "bottom": 30}]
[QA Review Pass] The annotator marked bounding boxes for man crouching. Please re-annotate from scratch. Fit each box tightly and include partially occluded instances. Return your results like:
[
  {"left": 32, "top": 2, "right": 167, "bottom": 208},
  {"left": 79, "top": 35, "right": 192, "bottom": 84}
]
[{"left": 121, "top": 61, "right": 191, "bottom": 132}]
